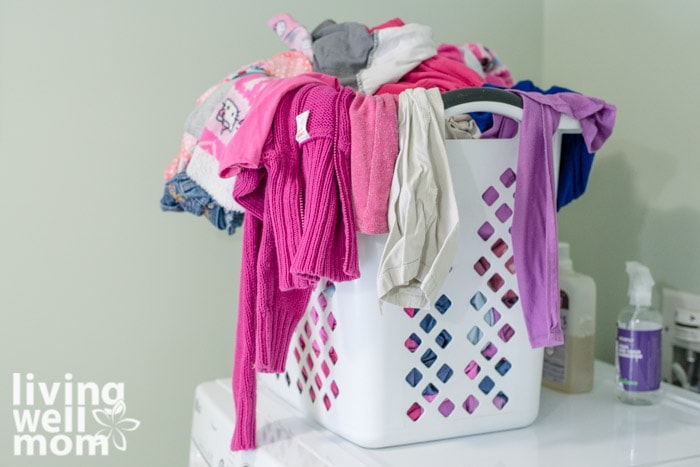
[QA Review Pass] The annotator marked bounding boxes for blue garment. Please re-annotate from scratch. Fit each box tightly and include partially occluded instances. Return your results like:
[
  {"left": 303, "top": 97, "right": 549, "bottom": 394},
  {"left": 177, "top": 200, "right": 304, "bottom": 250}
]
[
  {"left": 482, "top": 81, "right": 595, "bottom": 210},
  {"left": 161, "top": 172, "right": 244, "bottom": 235}
]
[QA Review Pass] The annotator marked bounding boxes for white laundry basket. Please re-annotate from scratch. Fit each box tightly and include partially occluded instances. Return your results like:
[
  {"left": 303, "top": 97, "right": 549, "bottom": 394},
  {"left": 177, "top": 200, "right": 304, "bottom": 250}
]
[{"left": 259, "top": 89, "right": 581, "bottom": 449}]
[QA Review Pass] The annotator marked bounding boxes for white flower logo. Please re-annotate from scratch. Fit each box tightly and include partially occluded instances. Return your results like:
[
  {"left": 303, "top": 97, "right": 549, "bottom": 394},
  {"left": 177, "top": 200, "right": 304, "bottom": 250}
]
[{"left": 92, "top": 400, "right": 141, "bottom": 451}]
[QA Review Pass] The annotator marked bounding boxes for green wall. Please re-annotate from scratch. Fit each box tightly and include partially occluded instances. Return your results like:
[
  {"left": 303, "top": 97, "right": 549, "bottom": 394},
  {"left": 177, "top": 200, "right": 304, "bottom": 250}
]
[
  {"left": 543, "top": 0, "right": 700, "bottom": 363},
  {"left": 0, "top": 2, "right": 543, "bottom": 466}
]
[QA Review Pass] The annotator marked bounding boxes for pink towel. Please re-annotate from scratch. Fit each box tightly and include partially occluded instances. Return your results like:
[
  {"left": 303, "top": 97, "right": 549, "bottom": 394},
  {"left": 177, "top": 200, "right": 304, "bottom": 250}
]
[{"left": 349, "top": 92, "right": 399, "bottom": 234}]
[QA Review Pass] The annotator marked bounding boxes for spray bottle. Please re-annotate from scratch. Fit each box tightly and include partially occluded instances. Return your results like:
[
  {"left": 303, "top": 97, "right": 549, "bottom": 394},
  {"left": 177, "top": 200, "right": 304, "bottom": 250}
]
[{"left": 615, "top": 261, "right": 663, "bottom": 405}]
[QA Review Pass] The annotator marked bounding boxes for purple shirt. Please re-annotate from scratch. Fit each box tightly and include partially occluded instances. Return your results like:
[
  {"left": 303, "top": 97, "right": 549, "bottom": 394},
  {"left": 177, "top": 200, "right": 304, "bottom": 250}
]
[{"left": 488, "top": 90, "right": 616, "bottom": 348}]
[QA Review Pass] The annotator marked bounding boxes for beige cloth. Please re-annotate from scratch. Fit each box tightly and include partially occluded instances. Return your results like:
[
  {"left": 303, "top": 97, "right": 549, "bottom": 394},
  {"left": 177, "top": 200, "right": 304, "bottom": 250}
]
[{"left": 377, "top": 87, "right": 459, "bottom": 309}]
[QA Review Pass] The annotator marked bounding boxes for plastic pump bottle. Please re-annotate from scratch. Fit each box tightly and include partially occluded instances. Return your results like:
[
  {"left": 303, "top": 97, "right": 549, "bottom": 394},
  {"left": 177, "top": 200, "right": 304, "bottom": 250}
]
[
  {"left": 615, "top": 261, "right": 663, "bottom": 405},
  {"left": 542, "top": 242, "right": 596, "bottom": 393}
]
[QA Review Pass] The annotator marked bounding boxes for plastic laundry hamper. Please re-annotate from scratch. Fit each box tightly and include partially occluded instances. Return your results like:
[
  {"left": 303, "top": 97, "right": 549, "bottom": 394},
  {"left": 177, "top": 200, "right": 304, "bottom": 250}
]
[{"left": 259, "top": 88, "right": 582, "bottom": 449}]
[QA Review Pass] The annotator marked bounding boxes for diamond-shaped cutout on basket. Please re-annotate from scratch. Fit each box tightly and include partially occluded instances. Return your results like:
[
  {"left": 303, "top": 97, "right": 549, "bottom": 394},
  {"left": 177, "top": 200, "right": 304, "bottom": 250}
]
[
  {"left": 470, "top": 292, "right": 487, "bottom": 311},
  {"left": 495, "top": 203, "right": 513, "bottom": 223},
  {"left": 479, "top": 376, "right": 495, "bottom": 394},
  {"left": 407, "top": 402, "right": 424, "bottom": 421},
  {"left": 493, "top": 391, "right": 509, "bottom": 410},
  {"left": 491, "top": 238, "right": 508, "bottom": 257},
  {"left": 438, "top": 399, "right": 455, "bottom": 417},
  {"left": 421, "top": 348, "right": 438, "bottom": 368},
  {"left": 463, "top": 395, "right": 479, "bottom": 414},
  {"left": 465, "top": 360, "right": 481, "bottom": 380},
  {"left": 406, "top": 368, "right": 423, "bottom": 388},
  {"left": 495, "top": 357, "right": 512, "bottom": 376},
  {"left": 501, "top": 290, "right": 519, "bottom": 308},
  {"left": 326, "top": 311, "right": 337, "bottom": 330},
  {"left": 500, "top": 168, "right": 516, "bottom": 188},
  {"left": 420, "top": 314, "right": 437, "bottom": 333},
  {"left": 309, "top": 307, "right": 319, "bottom": 325},
  {"left": 487, "top": 273, "right": 505, "bottom": 292},
  {"left": 435, "top": 294, "right": 452, "bottom": 314},
  {"left": 483, "top": 307, "right": 501, "bottom": 327},
  {"left": 323, "top": 281, "right": 336, "bottom": 297},
  {"left": 330, "top": 380, "right": 339, "bottom": 398},
  {"left": 328, "top": 346, "right": 338, "bottom": 364},
  {"left": 481, "top": 341, "right": 498, "bottom": 360},
  {"left": 478, "top": 222, "right": 495, "bottom": 241},
  {"left": 405, "top": 333, "right": 422, "bottom": 353},
  {"left": 498, "top": 323, "right": 516, "bottom": 342},
  {"left": 505, "top": 256, "right": 516, "bottom": 274},
  {"left": 422, "top": 383, "right": 439, "bottom": 402},
  {"left": 437, "top": 364, "right": 453, "bottom": 383},
  {"left": 482, "top": 186, "right": 499, "bottom": 206},
  {"left": 474, "top": 256, "right": 491, "bottom": 276},
  {"left": 435, "top": 329, "right": 452, "bottom": 349},
  {"left": 323, "top": 281, "right": 335, "bottom": 297},
  {"left": 467, "top": 326, "right": 483, "bottom": 345},
  {"left": 317, "top": 292, "right": 328, "bottom": 311}
]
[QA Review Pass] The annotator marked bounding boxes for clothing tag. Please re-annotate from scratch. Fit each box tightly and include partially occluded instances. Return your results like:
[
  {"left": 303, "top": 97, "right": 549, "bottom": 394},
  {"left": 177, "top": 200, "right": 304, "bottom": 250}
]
[{"left": 295, "top": 110, "right": 310, "bottom": 143}]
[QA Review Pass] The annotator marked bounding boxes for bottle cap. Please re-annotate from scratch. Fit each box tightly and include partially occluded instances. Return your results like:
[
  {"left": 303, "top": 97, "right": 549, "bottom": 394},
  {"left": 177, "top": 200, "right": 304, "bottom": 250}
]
[{"left": 558, "top": 242, "right": 572, "bottom": 269}]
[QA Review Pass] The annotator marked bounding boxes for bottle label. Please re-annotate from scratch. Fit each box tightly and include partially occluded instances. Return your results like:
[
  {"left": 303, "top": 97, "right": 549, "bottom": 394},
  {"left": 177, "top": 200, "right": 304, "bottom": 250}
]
[
  {"left": 542, "top": 291, "right": 569, "bottom": 384},
  {"left": 616, "top": 328, "right": 661, "bottom": 392}
]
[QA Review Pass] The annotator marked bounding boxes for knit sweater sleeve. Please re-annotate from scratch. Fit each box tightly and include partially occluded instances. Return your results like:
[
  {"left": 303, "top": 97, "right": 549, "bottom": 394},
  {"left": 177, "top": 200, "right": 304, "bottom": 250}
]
[
  {"left": 230, "top": 209, "right": 260, "bottom": 451},
  {"left": 289, "top": 85, "right": 360, "bottom": 283},
  {"left": 253, "top": 92, "right": 314, "bottom": 373}
]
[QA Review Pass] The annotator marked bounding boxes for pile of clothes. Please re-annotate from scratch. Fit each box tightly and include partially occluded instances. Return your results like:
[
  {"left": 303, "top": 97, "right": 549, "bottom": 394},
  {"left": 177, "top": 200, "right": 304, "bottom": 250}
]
[
  {"left": 160, "top": 14, "right": 616, "bottom": 451},
  {"left": 160, "top": 15, "right": 514, "bottom": 235}
]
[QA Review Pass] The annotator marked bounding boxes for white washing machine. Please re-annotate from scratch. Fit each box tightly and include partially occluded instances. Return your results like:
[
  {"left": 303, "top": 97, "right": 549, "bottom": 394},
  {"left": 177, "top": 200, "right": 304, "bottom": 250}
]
[{"left": 190, "top": 362, "right": 700, "bottom": 467}]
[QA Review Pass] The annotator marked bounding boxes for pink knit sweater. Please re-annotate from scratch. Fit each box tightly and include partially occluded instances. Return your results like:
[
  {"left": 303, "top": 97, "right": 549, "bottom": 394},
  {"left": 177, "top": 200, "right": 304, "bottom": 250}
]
[{"left": 227, "top": 82, "right": 358, "bottom": 450}]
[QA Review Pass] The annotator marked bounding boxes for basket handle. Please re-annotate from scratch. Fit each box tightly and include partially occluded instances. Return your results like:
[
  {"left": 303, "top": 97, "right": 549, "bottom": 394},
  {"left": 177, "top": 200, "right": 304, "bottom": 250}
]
[
  {"left": 441, "top": 87, "right": 581, "bottom": 132},
  {"left": 441, "top": 87, "right": 522, "bottom": 110}
]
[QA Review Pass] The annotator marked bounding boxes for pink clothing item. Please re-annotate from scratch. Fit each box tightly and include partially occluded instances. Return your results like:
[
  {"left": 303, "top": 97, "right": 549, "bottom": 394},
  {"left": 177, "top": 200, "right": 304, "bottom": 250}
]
[
  {"left": 230, "top": 83, "right": 358, "bottom": 450},
  {"left": 163, "top": 52, "right": 311, "bottom": 186},
  {"left": 375, "top": 54, "right": 485, "bottom": 95},
  {"left": 198, "top": 73, "right": 273, "bottom": 163},
  {"left": 349, "top": 92, "right": 399, "bottom": 234},
  {"left": 218, "top": 73, "right": 341, "bottom": 177},
  {"left": 229, "top": 51, "right": 312, "bottom": 81},
  {"left": 436, "top": 43, "right": 465, "bottom": 64},
  {"left": 367, "top": 17, "right": 405, "bottom": 32},
  {"left": 260, "top": 50, "right": 312, "bottom": 78},
  {"left": 268, "top": 13, "right": 314, "bottom": 61},
  {"left": 467, "top": 43, "right": 514, "bottom": 88}
]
